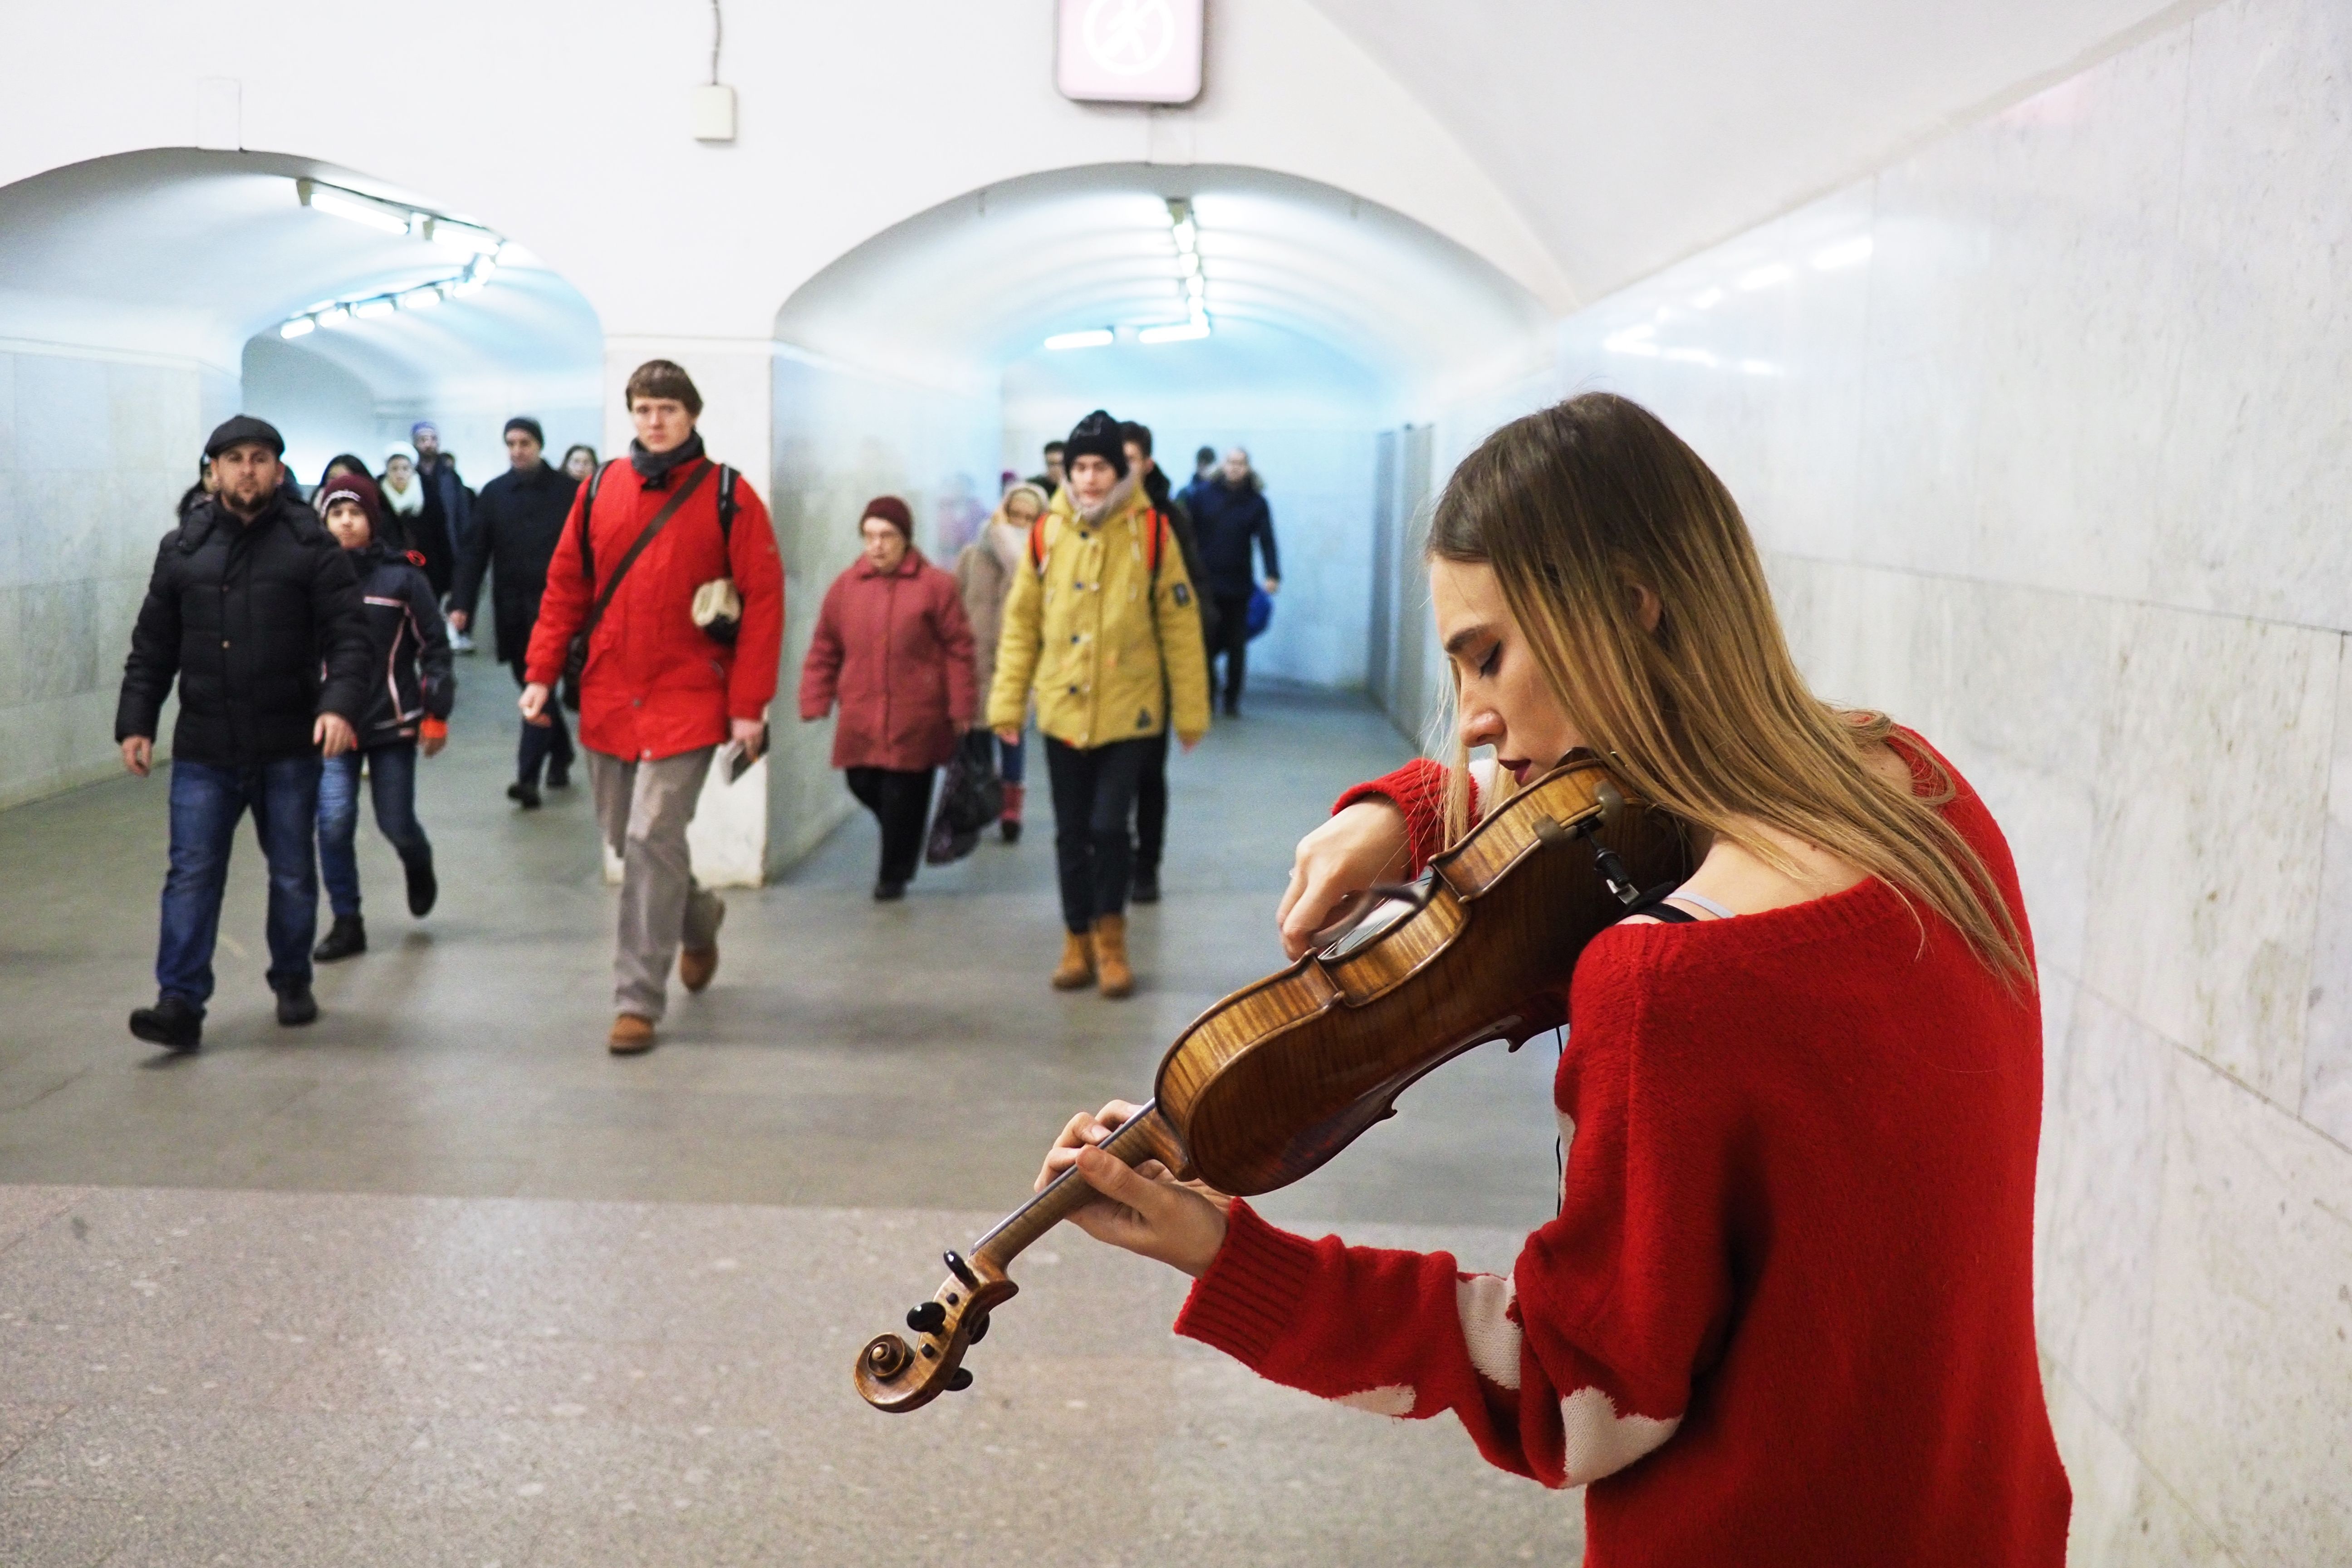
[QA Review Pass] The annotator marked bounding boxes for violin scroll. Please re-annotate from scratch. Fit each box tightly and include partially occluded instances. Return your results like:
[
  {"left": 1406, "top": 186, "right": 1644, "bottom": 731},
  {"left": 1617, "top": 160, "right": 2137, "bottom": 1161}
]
[{"left": 855, "top": 1252, "right": 1019, "bottom": 1413}]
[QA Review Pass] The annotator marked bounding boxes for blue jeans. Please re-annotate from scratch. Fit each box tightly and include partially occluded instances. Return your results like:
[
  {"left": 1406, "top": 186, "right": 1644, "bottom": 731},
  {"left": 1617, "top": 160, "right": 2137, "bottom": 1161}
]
[
  {"left": 318, "top": 742, "right": 431, "bottom": 919},
  {"left": 157, "top": 756, "right": 323, "bottom": 1011},
  {"left": 997, "top": 730, "right": 1025, "bottom": 786}
]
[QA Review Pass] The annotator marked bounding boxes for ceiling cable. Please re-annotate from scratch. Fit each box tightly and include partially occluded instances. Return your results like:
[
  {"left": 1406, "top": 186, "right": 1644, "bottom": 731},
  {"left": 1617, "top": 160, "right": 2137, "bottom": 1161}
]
[{"left": 710, "top": 0, "right": 723, "bottom": 85}]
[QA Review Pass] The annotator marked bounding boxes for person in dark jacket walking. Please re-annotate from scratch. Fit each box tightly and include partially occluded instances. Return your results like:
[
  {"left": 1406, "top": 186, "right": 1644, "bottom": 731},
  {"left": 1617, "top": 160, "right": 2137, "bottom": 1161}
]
[
  {"left": 1188, "top": 447, "right": 1281, "bottom": 717},
  {"left": 309, "top": 473, "right": 453, "bottom": 962},
  {"left": 115, "top": 416, "right": 372, "bottom": 1051},
  {"left": 451, "top": 416, "right": 580, "bottom": 807},
  {"left": 1120, "top": 423, "right": 1215, "bottom": 905},
  {"left": 799, "top": 496, "right": 977, "bottom": 899},
  {"left": 411, "top": 421, "right": 473, "bottom": 645}
]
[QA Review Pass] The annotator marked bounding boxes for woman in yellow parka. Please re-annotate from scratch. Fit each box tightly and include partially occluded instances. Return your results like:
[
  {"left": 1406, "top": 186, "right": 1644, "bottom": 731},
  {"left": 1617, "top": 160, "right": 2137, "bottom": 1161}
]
[{"left": 990, "top": 410, "right": 1211, "bottom": 997}]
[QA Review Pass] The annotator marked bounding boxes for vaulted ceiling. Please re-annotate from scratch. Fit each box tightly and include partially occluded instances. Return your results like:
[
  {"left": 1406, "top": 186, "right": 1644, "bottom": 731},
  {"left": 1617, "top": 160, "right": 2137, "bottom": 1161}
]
[{"left": 1304, "top": 0, "right": 2182, "bottom": 299}]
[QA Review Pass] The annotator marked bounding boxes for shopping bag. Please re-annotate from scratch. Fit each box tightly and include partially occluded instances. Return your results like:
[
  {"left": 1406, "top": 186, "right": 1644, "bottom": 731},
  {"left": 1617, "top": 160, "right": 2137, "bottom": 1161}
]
[
  {"left": 1245, "top": 585, "right": 1274, "bottom": 640},
  {"left": 926, "top": 731, "right": 1005, "bottom": 865}
]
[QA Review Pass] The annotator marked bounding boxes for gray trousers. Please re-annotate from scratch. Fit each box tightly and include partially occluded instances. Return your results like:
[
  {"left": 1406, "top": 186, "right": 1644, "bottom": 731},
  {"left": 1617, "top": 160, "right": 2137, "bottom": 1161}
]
[{"left": 588, "top": 746, "right": 722, "bottom": 1022}]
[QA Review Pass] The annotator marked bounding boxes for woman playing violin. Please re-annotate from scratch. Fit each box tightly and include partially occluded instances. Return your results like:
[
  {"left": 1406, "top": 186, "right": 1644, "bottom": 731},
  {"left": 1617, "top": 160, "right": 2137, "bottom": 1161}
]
[{"left": 1039, "top": 394, "right": 2068, "bottom": 1565}]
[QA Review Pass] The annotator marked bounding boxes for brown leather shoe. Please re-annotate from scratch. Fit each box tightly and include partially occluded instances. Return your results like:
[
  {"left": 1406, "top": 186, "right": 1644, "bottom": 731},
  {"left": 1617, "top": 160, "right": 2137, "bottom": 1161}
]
[
  {"left": 1050, "top": 929, "right": 1095, "bottom": 990},
  {"left": 1093, "top": 912, "right": 1134, "bottom": 999},
  {"left": 608, "top": 1013, "right": 657, "bottom": 1055},
  {"left": 679, "top": 899, "right": 724, "bottom": 993}
]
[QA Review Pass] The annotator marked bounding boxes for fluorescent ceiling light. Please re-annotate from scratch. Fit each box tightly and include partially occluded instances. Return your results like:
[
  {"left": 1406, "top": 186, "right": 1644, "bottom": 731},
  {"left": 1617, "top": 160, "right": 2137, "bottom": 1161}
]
[
  {"left": 1811, "top": 236, "right": 1874, "bottom": 270},
  {"left": 1044, "top": 328, "right": 1114, "bottom": 351},
  {"left": 429, "top": 218, "right": 502, "bottom": 256},
  {"left": 298, "top": 178, "right": 412, "bottom": 236},
  {"left": 279, "top": 317, "right": 316, "bottom": 339},
  {"left": 1137, "top": 320, "right": 1210, "bottom": 344},
  {"left": 352, "top": 298, "right": 397, "bottom": 319},
  {"left": 1735, "top": 263, "right": 1792, "bottom": 291},
  {"left": 1690, "top": 287, "right": 1725, "bottom": 310},
  {"left": 395, "top": 287, "right": 443, "bottom": 311},
  {"left": 1171, "top": 218, "right": 1197, "bottom": 252}
]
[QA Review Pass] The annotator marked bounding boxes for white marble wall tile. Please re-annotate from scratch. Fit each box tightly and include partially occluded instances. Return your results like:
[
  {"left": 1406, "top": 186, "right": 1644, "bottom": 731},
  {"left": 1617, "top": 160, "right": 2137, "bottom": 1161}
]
[
  {"left": 2138, "top": 1050, "right": 2352, "bottom": 1564},
  {"left": 0, "top": 351, "right": 17, "bottom": 474},
  {"left": 2047, "top": 1364, "right": 2238, "bottom": 1568},
  {"left": 10, "top": 352, "right": 109, "bottom": 474},
  {"left": 2305, "top": 640, "right": 2352, "bottom": 1143},
  {"left": 2037, "top": 990, "right": 2171, "bottom": 1438},
  {"left": 2079, "top": 605, "right": 2336, "bottom": 1109},
  {"left": 1861, "top": 32, "right": 2195, "bottom": 603},
  {"left": 2153, "top": 0, "right": 2352, "bottom": 629}
]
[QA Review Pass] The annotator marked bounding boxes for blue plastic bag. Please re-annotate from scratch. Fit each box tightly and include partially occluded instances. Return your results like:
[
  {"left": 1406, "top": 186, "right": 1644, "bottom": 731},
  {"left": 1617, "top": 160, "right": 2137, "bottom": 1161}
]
[{"left": 1245, "top": 586, "right": 1274, "bottom": 640}]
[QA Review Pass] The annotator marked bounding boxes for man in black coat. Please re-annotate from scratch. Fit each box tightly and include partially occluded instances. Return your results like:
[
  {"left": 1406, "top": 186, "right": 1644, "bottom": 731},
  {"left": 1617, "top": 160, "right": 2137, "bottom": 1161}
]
[
  {"left": 1187, "top": 446, "right": 1281, "bottom": 717},
  {"left": 451, "top": 416, "right": 581, "bottom": 807},
  {"left": 115, "top": 416, "right": 372, "bottom": 1051},
  {"left": 411, "top": 420, "right": 474, "bottom": 646}
]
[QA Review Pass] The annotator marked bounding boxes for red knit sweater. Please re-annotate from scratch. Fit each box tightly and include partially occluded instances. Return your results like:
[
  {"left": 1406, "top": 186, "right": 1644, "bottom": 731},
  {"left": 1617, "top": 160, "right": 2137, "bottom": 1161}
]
[{"left": 1175, "top": 735, "right": 2069, "bottom": 1564}]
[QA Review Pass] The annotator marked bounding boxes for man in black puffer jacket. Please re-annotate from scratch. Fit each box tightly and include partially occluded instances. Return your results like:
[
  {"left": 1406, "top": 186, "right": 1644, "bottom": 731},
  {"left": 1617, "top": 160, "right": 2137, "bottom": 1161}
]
[
  {"left": 450, "top": 416, "right": 579, "bottom": 807},
  {"left": 115, "top": 416, "right": 372, "bottom": 1051}
]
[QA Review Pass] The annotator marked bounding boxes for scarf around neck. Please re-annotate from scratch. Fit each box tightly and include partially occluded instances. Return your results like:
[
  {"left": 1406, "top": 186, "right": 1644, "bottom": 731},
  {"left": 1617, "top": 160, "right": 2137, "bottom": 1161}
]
[
  {"left": 632, "top": 431, "right": 707, "bottom": 483},
  {"left": 1073, "top": 470, "right": 1137, "bottom": 528},
  {"left": 379, "top": 474, "right": 424, "bottom": 516}
]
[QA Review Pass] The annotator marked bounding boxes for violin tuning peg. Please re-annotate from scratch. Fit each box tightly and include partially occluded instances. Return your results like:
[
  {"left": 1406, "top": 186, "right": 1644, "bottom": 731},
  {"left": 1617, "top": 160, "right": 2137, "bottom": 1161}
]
[
  {"left": 947, "top": 1368, "right": 974, "bottom": 1392},
  {"left": 906, "top": 1301, "right": 947, "bottom": 1335},
  {"left": 967, "top": 1310, "right": 990, "bottom": 1344}
]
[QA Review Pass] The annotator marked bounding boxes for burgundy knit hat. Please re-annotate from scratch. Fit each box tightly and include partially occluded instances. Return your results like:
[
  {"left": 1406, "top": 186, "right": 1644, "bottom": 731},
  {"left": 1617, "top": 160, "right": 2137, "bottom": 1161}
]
[
  {"left": 319, "top": 471, "right": 384, "bottom": 532},
  {"left": 860, "top": 495, "right": 913, "bottom": 538}
]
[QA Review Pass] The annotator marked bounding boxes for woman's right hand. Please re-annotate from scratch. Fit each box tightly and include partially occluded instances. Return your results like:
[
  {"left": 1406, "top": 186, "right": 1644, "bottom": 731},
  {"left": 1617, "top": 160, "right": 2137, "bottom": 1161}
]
[
  {"left": 995, "top": 727, "right": 1020, "bottom": 747},
  {"left": 1276, "top": 798, "right": 1411, "bottom": 960}
]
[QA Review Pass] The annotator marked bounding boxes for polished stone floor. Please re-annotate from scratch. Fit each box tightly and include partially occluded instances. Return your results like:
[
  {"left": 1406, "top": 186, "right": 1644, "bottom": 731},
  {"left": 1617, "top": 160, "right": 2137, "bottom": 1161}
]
[{"left": 0, "top": 678, "right": 1581, "bottom": 1565}]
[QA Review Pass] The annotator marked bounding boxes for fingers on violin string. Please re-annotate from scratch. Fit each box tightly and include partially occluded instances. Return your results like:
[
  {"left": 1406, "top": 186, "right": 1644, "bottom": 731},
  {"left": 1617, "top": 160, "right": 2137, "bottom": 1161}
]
[
  {"left": 1055, "top": 1110, "right": 1098, "bottom": 1149},
  {"left": 1095, "top": 1098, "right": 1139, "bottom": 1128}
]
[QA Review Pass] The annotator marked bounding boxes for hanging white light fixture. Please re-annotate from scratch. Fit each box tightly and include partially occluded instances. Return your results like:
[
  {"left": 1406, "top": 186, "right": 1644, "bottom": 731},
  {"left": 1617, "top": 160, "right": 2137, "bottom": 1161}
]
[{"left": 1044, "top": 328, "right": 1114, "bottom": 351}]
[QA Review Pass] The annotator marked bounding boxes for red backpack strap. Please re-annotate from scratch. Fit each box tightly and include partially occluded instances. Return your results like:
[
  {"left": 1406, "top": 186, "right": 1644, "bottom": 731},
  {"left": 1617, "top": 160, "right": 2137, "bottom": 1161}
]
[{"left": 1028, "top": 514, "right": 1051, "bottom": 575}]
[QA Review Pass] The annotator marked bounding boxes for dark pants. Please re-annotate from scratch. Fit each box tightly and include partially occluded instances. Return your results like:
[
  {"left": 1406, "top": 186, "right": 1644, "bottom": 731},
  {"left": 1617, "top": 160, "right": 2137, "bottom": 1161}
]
[
  {"left": 1044, "top": 735, "right": 1153, "bottom": 934},
  {"left": 846, "top": 766, "right": 936, "bottom": 886},
  {"left": 997, "top": 730, "right": 1026, "bottom": 786},
  {"left": 1210, "top": 592, "right": 1253, "bottom": 709},
  {"left": 1135, "top": 729, "right": 1170, "bottom": 879},
  {"left": 318, "top": 742, "right": 431, "bottom": 919},
  {"left": 157, "top": 755, "right": 323, "bottom": 1011},
  {"left": 510, "top": 654, "right": 573, "bottom": 786}
]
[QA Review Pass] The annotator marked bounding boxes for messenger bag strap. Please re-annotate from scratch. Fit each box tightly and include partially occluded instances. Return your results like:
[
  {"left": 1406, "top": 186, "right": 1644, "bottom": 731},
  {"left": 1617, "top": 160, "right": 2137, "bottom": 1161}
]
[{"left": 575, "top": 459, "right": 714, "bottom": 649}]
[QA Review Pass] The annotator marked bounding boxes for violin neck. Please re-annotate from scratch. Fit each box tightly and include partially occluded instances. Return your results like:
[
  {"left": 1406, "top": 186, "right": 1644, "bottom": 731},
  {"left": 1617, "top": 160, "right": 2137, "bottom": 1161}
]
[{"left": 972, "top": 1100, "right": 1182, "bottom": 1273}]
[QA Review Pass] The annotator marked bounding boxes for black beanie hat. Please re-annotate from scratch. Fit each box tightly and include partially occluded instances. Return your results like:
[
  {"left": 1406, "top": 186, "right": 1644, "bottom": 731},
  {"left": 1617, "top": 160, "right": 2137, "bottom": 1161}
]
[
  {"left": 504, "top": 416, "right": 545, "bottom": 445},
  {"left": 204, "top": 415, "right": 285, "bottom": 460},
  {"left": 1062, "top": 410, "right": 1129, "bottom": 479}
]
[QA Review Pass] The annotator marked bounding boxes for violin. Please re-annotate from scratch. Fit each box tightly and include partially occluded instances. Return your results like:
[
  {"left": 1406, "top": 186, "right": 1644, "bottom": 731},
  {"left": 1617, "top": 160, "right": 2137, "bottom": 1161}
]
[{"left": 855, "top": 750, "right": 1692, "bottom": 1412}]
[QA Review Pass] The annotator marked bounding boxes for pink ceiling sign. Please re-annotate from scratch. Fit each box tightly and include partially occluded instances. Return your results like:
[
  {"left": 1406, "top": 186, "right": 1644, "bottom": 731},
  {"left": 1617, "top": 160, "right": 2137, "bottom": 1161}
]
[{"left": 1056, "top": 0, "right": 1204, "bottom": 106}]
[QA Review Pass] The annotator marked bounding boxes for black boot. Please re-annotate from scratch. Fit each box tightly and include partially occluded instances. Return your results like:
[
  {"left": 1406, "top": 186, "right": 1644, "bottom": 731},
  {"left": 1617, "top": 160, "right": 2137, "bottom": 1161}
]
[
  {"left": 403, "top": 848, "right": 438, "bottom": 917},
  {"left": 1131, "top": 869, "right": 1161, "bottom": 904},
  {"left": 873, "top": 879, "right": 907, "bottom": 901},
  {"left": 313, "top": 915, "right": 367, "bottom": 962},
  {"left": 129, "top": 995, "right": 203, "bottom": 1052},
  {"left": 507, "top": 780, "right": 542, "bottom": 810},
  {"left": 276, "top": 986, "right": 318, "bottom": 1027}
]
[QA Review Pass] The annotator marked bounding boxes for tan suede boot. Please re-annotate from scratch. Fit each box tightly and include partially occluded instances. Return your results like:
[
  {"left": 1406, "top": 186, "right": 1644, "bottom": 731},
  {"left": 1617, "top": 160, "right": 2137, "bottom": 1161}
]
[
  {"left": 1093, "top": 912, "right": 1134, "bottom": 999},
  {"left": 1051, "top": 928, "right": 1096, "bottom": 990},
  {"left": 608, "top": 1014, "right": 657, "bottom": 1055}
]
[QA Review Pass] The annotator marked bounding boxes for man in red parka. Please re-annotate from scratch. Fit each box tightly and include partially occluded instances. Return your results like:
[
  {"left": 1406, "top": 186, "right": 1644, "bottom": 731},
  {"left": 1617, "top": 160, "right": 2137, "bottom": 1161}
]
[{"left": 521, "top": 361, "right": 784, "bottom": 1054}]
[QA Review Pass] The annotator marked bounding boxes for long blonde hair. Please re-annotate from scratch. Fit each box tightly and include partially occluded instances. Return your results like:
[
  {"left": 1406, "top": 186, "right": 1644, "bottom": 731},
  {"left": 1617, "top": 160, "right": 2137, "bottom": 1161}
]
[{"left": 1427, "top": 394, "right": 2031, "bottom": 986}]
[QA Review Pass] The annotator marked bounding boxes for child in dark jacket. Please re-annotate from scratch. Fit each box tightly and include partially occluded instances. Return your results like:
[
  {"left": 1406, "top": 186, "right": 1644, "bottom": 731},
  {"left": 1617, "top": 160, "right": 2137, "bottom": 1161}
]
[{"left": 311, "top": 474, "right": 455, "bottom": 960}]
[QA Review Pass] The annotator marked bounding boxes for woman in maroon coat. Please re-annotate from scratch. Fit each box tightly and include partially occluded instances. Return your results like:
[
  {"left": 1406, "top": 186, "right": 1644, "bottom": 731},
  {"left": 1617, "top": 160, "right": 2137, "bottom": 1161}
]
[{"left": 798, "top": 496, "right": 977, "bottom": 899}]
